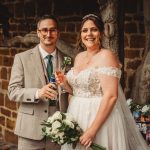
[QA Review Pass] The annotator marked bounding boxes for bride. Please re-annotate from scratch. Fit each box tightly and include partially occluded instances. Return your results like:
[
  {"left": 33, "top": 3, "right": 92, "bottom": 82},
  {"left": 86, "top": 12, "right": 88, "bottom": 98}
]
[{"left": 56, "top": 14, "right": 148, "bottom": 150}]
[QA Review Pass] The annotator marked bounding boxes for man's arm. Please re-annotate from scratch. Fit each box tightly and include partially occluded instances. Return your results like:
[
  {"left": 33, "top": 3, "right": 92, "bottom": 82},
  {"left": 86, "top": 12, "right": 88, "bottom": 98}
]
[{"left": 8, "top": 54, "right": 39, "bottom": 103}]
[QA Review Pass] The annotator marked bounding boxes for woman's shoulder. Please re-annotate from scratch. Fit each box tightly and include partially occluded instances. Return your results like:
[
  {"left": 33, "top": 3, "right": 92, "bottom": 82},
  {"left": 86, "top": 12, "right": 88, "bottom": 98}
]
[
  {"left": 99, "top": 48, "right": 116, "bottom": 57},
  {"left": 97, "top": 49, "right": 120, "bottom": 68}
]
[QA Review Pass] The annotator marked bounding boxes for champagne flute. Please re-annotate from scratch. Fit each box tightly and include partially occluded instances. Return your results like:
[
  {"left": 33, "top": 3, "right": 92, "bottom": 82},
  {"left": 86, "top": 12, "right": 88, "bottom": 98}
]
[
  {"left": 55, "top": 70, "right": 67, "bottom": 93},
  {"left": 55, "top": 56, "right": 72, "bottom": 93}
]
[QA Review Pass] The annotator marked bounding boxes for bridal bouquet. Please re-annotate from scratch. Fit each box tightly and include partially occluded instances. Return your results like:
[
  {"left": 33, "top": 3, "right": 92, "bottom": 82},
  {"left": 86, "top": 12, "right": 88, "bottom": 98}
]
[{"left": 41, "top": 111, "right": 106, "bottom": 150}]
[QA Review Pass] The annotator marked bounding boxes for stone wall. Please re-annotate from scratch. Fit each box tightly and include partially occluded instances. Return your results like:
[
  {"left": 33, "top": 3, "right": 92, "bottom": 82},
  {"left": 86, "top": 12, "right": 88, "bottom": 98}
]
[
  {"left": 124, "top": 0, "right": 145, "bottom": 98},
  {"left": 0, "top": 0, "right": 146, "bottom": 145}
]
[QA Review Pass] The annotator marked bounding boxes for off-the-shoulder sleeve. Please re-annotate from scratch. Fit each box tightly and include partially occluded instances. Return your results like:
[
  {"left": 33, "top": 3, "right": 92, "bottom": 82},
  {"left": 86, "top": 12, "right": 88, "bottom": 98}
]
[{"left": 97, "top": 67, "right": 121, "bottom": 78}]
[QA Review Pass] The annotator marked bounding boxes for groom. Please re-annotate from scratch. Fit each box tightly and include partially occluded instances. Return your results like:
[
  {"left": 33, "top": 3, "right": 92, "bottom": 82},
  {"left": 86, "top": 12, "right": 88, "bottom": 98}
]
[{"left": 8, "top": 15, "right": 70, "bottom": 150}]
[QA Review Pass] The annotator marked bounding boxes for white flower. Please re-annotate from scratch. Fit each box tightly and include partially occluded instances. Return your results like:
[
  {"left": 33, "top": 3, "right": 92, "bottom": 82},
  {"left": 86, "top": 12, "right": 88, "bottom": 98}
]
[
  {"left": 64, "top": 57, "right": 71, "bottom": 64},
  {"left": 51, "top": 129, "right": 59, "bottom": 135},
  {"left": 63, "top": 119, "right": 74, "bottom": 128},
  {"left": 59, "top": 139, "right": 64, "bottom": 144},
  {"left": 52, "top": 111, "right": 62, "bottom": 121},
  {"left": 65, "top": 113, "right": 74, "bottom": 121},
  {"left": 58, "top": 138, "right": 64, "bottom": 145},
  {"left": 45, "top": 127, "right": 51, "bottom": 135},
  {"left": 47, "top": 116, "right": 53, "bottom": 123},
  {"left": 64, "top": 57, "right": 68, "bottom": 61},
  {"left": 47, "top": 111, "right": 62, "bottom": 123},
  {"left": 52, "top": 120, "right": 61, "bottom": 129},
  {"left": 47, "top": 112, "right": 61, "bottom": 123},
  {"left": 58, "top": 132, "right": 64, "bottom": 139},
  {"left": 142, "top": 105, "right": 149, "bottom": 113},
  {"left": 127, "top": 98, "right": 132, "bottom": 106}
]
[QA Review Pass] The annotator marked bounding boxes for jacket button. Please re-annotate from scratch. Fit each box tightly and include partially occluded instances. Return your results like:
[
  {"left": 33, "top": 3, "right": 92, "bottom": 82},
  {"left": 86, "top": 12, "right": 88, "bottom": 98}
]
[{"left": 44, "top": 110, "right": 47, "bottom": 113}]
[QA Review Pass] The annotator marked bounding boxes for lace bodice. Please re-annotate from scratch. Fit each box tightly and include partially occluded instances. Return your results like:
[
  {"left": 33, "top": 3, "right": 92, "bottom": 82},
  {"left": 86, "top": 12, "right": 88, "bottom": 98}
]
[{"left": 66, "top": 67, "right": 121, "bottom": 98}]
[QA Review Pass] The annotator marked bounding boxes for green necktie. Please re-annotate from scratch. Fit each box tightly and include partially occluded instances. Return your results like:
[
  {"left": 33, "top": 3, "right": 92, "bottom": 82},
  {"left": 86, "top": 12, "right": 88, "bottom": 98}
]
[
  {"left": 46, "top": 55, "right": 57, "bottom": 106},
  {"left": 46, "top": 55, "right": 53, "bottom": 81}
]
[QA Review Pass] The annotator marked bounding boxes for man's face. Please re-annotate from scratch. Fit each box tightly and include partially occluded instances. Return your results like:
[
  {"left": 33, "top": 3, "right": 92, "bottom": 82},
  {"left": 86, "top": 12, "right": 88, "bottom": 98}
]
[{"left": 37, "top": 19, "right": 59, "bottom": 47}]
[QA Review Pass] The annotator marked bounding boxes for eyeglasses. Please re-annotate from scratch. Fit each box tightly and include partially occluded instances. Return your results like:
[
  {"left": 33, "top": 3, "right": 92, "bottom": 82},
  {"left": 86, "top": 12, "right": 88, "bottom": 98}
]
[{"left": 38, "top": 28, "right": 58, "bottom": 35}]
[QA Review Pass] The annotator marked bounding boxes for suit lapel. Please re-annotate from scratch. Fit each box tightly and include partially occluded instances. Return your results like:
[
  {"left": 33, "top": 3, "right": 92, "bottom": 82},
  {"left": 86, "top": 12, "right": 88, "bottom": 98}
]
[{"left": 31, "top": 46, "right": 47, "bottom": 86}]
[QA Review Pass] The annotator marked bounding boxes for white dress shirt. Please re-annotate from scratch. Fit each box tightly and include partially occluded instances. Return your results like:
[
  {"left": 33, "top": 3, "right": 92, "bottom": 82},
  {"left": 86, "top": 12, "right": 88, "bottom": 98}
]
[
  {"left": 39, "top": 44, "right": 57, "bottom": 73},
  {"left": 35, "top": 44, "right": 57, "bottom": 100}
]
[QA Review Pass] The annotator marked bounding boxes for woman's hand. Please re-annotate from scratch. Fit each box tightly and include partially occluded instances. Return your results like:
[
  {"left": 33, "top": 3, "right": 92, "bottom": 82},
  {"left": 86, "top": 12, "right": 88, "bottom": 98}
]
[{"left": 80, "top": 128, "right": 96, "bottom": 149}]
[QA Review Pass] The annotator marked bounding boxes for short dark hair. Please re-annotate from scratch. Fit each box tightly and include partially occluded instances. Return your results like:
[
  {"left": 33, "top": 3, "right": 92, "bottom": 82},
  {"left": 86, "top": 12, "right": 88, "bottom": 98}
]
[{"left": 37, "top": 14, "right": 59, "bottom": 29}]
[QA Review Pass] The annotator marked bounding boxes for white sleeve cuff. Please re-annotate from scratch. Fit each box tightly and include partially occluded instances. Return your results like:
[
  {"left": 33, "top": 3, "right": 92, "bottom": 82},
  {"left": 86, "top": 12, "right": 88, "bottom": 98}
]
[{"left": 35, "top": 89, "right": 39, "bottom": 99}]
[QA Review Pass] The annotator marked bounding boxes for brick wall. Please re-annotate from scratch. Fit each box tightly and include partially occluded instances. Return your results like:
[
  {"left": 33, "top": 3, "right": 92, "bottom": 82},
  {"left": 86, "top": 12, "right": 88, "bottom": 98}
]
[
  {"left": 0, "top": 0, "right": 100, "bottom": 144},
  {"left": 0, "top": 47, "right": 27, "bottom": 144},
  {"left": 0, "top": 0, "right": 146, "bottom": 145}
]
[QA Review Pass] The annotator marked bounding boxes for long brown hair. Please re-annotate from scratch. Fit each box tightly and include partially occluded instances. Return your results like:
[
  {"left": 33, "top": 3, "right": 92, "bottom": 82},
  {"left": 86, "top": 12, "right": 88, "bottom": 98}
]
[{"left": 76, "top": 14, "right": 104, "bottom": 52}]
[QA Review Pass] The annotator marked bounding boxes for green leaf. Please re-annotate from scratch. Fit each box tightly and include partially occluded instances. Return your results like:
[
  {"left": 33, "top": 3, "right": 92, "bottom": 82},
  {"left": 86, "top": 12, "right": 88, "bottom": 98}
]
[{"left": 90, "top": 143, "right": 106, "bottom": 150}]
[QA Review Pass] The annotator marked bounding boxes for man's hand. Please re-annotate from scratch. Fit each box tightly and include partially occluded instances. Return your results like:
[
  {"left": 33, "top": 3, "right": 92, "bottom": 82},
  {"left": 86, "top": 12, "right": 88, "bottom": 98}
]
[{"left": 38, "top": 83, "right": 58, "bottom": 100}]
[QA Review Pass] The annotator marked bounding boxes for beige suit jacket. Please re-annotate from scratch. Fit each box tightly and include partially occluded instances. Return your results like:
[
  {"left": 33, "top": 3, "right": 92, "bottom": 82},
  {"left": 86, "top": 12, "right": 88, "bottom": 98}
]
[{"left": 8, "top": 45, "right": 69, "bottom": 140}]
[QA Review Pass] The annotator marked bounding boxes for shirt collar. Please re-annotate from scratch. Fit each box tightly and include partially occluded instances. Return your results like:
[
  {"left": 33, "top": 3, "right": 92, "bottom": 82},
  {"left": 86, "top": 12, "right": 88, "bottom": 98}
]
[{"left": 38, "top": 44, "right": 57, "bottom": 59}]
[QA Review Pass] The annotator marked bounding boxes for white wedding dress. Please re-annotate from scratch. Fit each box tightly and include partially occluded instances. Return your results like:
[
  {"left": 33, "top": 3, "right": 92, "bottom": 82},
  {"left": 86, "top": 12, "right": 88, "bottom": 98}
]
[{"left": 61, "top": 67, "right": 148, "bottom": 150}]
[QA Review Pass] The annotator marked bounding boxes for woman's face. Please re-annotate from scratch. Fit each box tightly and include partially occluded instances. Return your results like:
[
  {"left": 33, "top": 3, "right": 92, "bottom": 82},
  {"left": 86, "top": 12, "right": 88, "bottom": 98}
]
[{"left": 81, "top": 20, "right": 101, "bottom": 50}]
